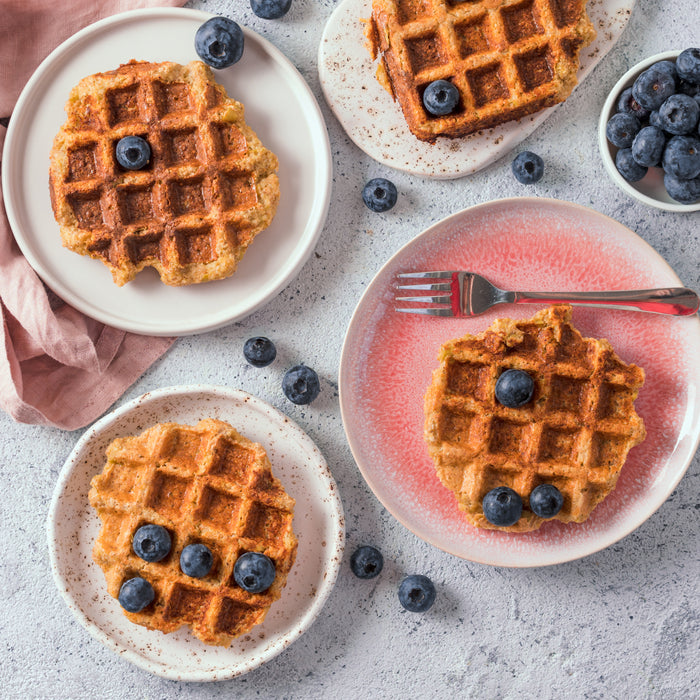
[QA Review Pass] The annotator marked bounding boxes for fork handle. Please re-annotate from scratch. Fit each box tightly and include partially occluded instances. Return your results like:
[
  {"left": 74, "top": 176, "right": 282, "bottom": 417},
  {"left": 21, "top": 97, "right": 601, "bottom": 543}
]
[{"left": 513, "top": 287, "right": 699, "bottom": 316}]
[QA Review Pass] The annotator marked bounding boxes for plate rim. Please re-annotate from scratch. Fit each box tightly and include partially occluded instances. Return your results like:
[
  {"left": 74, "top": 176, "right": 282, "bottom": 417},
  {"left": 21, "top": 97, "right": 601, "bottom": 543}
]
[
  {"left": 2, "top": 6, "right": 332, "bottom": 336},
  {"left": 338, "top": 196, "right": 700, "bottom": 567},
  {"left": 46, "top": 384, "right": 345, "bottom": 681}
]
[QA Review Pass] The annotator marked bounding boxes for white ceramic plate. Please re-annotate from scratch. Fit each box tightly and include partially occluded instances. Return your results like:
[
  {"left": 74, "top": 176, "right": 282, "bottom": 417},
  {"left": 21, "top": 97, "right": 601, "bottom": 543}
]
[
  {"left": 339, "top": 198, "right": 700, "bottom": 566},
  {"left": 2, "top": 8, "right": 332, "bottom": 335},
  {"left": 319, "top": 0, "right": 635, "bottom": 179},
  {"left": 47, "top": 386, "right": 345, "bottom": 681}
]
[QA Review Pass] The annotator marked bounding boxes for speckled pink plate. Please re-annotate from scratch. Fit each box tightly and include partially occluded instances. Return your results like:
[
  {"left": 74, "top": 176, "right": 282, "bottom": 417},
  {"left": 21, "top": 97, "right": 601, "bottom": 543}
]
[
  {"left": 47, "top": 386, "right": 345, "bottom": 681},
  {"left": 339, "top": 198, "right": 700, "bottom": 566}
]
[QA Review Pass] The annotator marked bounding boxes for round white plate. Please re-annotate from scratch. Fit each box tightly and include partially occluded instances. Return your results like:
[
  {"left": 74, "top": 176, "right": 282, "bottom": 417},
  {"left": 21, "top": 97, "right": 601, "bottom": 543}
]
[
  {"left": 47, "top": 385, "right": 345, "bottom": 681},
  {"left": 319, "top": 0, "right": 635, "bottom": 179},
  {"left": 2, "top": 8, "right": 332, "bottom": 335}
]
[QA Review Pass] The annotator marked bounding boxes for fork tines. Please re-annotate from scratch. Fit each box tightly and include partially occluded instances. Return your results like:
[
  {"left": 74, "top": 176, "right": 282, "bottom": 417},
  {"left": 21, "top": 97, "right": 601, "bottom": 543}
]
[{"left": 395, "top": 271, "right": 455, "bottom": 316}]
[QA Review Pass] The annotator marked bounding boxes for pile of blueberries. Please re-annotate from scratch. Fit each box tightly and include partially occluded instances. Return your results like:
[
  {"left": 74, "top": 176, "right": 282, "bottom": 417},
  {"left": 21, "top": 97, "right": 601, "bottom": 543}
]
[{"left": 605, "top": 48, "right": 700, "bottom": 204}]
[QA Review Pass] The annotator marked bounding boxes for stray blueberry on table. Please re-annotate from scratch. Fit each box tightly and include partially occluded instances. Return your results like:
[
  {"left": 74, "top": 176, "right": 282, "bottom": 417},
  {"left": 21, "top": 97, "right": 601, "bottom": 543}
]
[
  {"left": 495, "top": 369, "right": 534, "bottom": 408},
  {"left": 243, "top": 336, "right": 277, "bottom": 367},
  {"left": 529, "top": 484, "right": 564, "bottom": 519},
  {"left": 676, "top": 48, "right": 700, "bottom": 84},
  {"left": 282, "top": 365, "right": 320, "bottom": 404},
  {"left": 511, "top": 151, "right": 544, "bottom": 184},
  {"left": 631, "top": 125, "right": 666, "bottom": 167},
  {"left": 180, "top": 544, "right": 214, "bottom": 578},
  {"left": 118, "top": 577, "right": 155, "bottom": 613},
  {"left": 615, "top": 147, "right": 648, "bottom": 182},
  {"left": 132, "top": 524, "right": 171, "bottom": 562},
  {"left": 234, "top": 552, "right": 276, "bottom": 593},
  {"left": 482, "top": 486, "right": 523, "bottom": 527},
  {"left": 115, "top": 136, "right": 150, "bottom": 170},
  {"left": 362, "top": 177, "right": 398, "bottom": 212},
  {"left": 663, "top": 172, "right": 700, "bottom": 204},
  {"left": 250, "top": 0, "right": 292, "bottom": 19},
  {"left": 632, "top": 65, "right": 676, "bottom": 110},
  {"left": 605, "top": 112, "right": 641, "bottom": 148},
  {"left": 398, "top": 574, "right": 436, "bottom": 613},
  {"left": 657, "top": 94, "right": 700, "bottom": 135},
  {"left": 616, "top": 87, "right": 650, "bottom": 120},
  {"left": 662, "top": 134, "right": 700, "bottom": 180},
  {"left": 422, "top": 79, "right": 460, "bottom": 116},
  {"left": 195, "top": 17, "right": 244, "bottom": 69},
  {"left": 350, "top": 545, "right": 384, "bottom": 579}
]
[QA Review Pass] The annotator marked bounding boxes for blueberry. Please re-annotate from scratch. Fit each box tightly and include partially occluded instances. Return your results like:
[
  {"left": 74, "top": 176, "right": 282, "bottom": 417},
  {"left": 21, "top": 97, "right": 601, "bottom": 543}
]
[
  {"left": 250, "top": 0, "right": 292, "bottom": 19},
  {"left": 631, "top": 125, "right": 667, "bottom": 167},
  {"left": 195, "top": 17, "right": 244, "bottom": 69},
  {"left": 662, "top": 134, "right": 700, "bottom": 179},
  {"left": 282, "top": 364, "right": 320, "bottom": 404},
  {"left": 115, "top": 136, "right": 150, "bottom": 170},
  {"left": 234, "top": 552, "right": 276, "bottom": 593},
  {"left": 511, "top": 151, "right": 544, "bottom": 184},
  {"left": 398, "top": 575, "right": 436, "bottom": 613},
  {"left": 649, "top": 109, "right": 664, "bottom": 130},
  {"left": 615, "top": 147, "right": 647, "bottom": 182},
  {"left": 657, "top": 94, "right": 700, "bottom": 135},
  {"left": 605, "top": 112, "right": 641, "bottom": 148},
  {"left": 495, "top": 369, "right": 534, "bottom": 408},
  {"left": 180, "top": 544, "right": 214, "bottom": 578},
  {"left": 482, "top": 486, "right": 523, "bottom": 527},
  {"left": 422, "top": 79, "right": 460, "bottom": 116},
  {"left": 652, "top": 60, "right": 679, "bottom": 82},
  {"left": 243, "top": 336, "right": 277, "bottom": 367},
  {"left": 632, "top": 65, "right": 676, "bottom": 110},
  {"left": 362, "top": 177, "right": 398, "bottom": 212},
  {"left": 616, "top": 87, "right": 650, "bottom": 121},
  {"left": 118, "top": 577, "right": 155, "bottom": 613},
  {"left": 350, "top": 546, "right": 384, "bottom": 579},
  {"left": 679, "top": 79, "right": 700, "bottom": 99},
  {"left": 132, "top": 524, "right": 171, "bottom": 562},
  {"left": 663, "top": 172, "right": 700, "bottom": 204},
  {"left": 529, "top": 484, "right": 564, "bottom": 519},
  {"left": 676, "top": 48, "right": 700, "bottom": 84}
]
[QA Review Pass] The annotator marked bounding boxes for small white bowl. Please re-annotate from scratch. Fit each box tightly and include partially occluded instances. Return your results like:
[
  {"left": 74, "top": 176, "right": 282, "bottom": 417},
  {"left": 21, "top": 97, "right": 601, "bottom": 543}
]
[{"left": 598, "top": 50, "right": 700, "bottom": 213}]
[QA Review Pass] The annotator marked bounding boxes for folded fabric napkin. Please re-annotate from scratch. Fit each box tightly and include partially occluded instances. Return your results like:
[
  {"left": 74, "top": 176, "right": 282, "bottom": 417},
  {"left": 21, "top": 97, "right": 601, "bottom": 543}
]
[{"left": 0, "top": 0, "right": 185, "bottom": 430}]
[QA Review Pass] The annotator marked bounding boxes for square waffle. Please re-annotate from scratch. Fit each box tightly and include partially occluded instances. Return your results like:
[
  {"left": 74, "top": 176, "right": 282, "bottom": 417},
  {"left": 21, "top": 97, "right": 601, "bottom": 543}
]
[
  {"left": 365, "top": 0, "right": 596, "bottom": 142},
  {"left": 49, "top": 60, "right": 279, "bottom": 286},
  {"left": 424, "top": 306, "right": 646, "bottom": 532},
  {"left": 89, "top": 418, "right": 297, "bottom": 646}
]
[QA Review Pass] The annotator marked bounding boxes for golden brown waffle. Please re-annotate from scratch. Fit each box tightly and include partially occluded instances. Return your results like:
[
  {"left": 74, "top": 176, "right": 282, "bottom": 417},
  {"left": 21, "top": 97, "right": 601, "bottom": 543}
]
[
  {"left": 365, "top": 0, "right": 596, "bottom": 142},
  {"left": 49, "top": 60, "right": 279, "bottom": 286},
  {"left": 89, "top": 418, "right": 297, "bottom": 645},
  {"left": 424, "top": 306, "right": 646, "bottom": 532}
]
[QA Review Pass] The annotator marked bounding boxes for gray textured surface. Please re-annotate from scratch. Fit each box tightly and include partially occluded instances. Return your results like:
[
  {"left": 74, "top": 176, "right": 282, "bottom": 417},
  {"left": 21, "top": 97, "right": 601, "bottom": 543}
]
[{"left": 2, "top": 1, "right": 699, "bottom": 698}]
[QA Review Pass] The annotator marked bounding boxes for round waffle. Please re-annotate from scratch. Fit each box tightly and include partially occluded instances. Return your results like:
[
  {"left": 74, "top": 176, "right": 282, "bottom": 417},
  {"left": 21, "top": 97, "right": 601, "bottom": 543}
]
[
  {"left": 49, "top": 60, "right": 279, "bottom": 286},
  {"left": 89, "top": 418, "right": 297, "bottom": 646},
  {"left": 424, "top": 305, "right": 646, "bottom": 532}
]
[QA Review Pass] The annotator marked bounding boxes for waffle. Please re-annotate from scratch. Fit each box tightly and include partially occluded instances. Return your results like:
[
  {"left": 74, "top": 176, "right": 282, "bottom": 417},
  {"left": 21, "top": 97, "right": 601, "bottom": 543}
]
[
  {"left": 424, "top": 306, "right": 646, "bottom": 532},
  {"left": 89, "top": 418, "right": 297, "bottom": 645},
  {"left": 365, "top": 0, "right": 596, "bottom": 142},
  {"left": 49, "top": 60, "right": 279, "bottom": 286}
]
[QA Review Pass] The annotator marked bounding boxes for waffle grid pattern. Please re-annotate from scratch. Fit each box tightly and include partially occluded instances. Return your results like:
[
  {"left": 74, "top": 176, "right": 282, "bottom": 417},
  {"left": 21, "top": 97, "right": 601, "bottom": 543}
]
[{"left": 89, "top": 419, "right": 297, "bottom": 646}]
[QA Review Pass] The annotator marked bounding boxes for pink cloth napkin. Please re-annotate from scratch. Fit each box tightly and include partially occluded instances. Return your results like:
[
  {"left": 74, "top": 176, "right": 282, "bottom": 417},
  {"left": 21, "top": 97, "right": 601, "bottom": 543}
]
[{"left": 0, "top": 1, "right": 186, "bottom": 430}]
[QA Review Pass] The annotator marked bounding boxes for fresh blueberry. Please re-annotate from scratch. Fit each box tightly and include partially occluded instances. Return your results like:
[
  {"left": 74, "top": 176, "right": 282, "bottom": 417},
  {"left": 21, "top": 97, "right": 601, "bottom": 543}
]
[
  {"left": 662, "top": 134, "right": 700, "bottom": 179},
  {"left": 195, "top": 17, "right": 244, "bottom": 69},
  {"left": 422, "top": 79, "right": 460, "bottom": 116},
  {"left": 234, "top": 552, "right": 276, "bottom": 593},
  {"left": 631, "top": 125, "right": 667, "bottom": 167},
  {"left": 652, "top": 60, "right": 679, "bottom": 82},
  {"left": 649, "top": 109, "right": 664, "bottom": 130},
  {"left": 632, "top": 65, "right": 676, "bottom": 110},
  {"left": 679, "top": 79, "right": 700, "bottom": 99},
  {"left": 250, "top": 0, "right": 292, "bottom": 19},
  {"left": 362, "top": 177, "right": 398, "bottom": 212},
  {"left": 180, "top": 544, "right": 214, "bottom": 578},
  {"left": 482, "top": 486, "right": 523, "bottom": 526},
  {"left": 605, "top": 112, "right": 641, "bottom": 148},
  {"left": 282, "top": 364, "right": 320, "bottom": 404},
  {"left": 657, "top": 94, "right": 700, "bottom": 135},
  {"left": 663, "top": 172, "right": 700, "bottom": 204},
  {"left": 511, "top": 151, "right": 544, "bottom": 184},
  {"left": 243, "top": 336, "right": 277, "bottom": 367},
  {"left": 132, "top": 524, "right": 171, "bottom": 562},
  {"left": 115, "top": 136, "right": 150, "bottom": 170},
  {"left": 529, "top": 484, "right": 564, "bottom": 519},
  {"left": 676, "top": 48, "right": 700, "bottom": 84},
  {"left": 350, "top": 546, "right": 384, "bottom": 579},
  {"left": 615, "top": 147, "right": 648, "bottom": 182},
  {"left": 398, "top": 575, "right": 436, "bottom": 613},
  {"left": 616, "top": 87, "right": 650, "bottom": 121},
  {"left": 495, "top": 369, "right": 534, "bottom": 408},
  {"left": 118, "top": 577, "right": 155, "bottom": 613}
]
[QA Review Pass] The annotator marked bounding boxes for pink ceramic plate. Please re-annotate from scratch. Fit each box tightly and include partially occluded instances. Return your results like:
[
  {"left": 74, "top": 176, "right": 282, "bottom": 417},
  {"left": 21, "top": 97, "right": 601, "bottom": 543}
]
[{"left": 339, "top": 198, "right": 700, "bottom": 567}]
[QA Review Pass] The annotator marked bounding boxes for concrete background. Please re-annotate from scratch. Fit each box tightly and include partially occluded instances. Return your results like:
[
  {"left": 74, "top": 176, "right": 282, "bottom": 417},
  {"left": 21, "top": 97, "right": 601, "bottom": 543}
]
[{"left": 1, "top": 1, "right": 698, "bottom": 697}]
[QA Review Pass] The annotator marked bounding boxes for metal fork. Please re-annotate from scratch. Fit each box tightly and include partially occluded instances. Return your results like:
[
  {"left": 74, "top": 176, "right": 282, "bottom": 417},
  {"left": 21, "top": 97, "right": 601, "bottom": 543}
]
[{"left": 395, "top": 271, "right": 700, "bottom": 317}]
